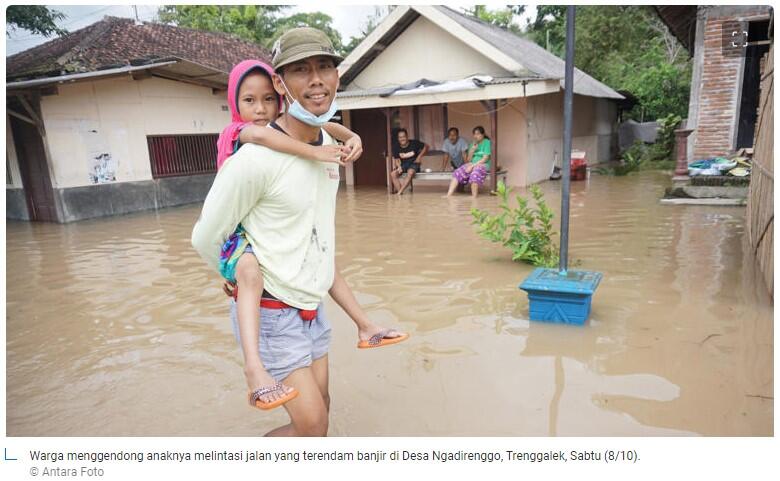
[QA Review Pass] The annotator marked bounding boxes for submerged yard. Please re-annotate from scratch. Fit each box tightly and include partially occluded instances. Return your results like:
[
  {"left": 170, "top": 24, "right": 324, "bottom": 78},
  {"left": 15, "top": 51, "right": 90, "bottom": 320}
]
[{"left": 6, "top": 171, "right": 773, "bottom": 436}]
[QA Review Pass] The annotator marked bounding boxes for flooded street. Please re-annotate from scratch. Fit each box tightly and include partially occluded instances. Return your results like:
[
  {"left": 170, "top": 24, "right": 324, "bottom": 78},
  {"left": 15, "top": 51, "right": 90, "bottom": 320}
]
[{"left": 6, "top": 171, "right": 773, "bottom": 436}]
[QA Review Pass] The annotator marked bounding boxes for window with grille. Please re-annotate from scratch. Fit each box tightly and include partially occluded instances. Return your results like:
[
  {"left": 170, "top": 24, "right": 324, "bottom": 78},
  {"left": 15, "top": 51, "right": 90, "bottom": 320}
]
[{"left": 147, "top": 134, "right": 219, "bottom": 178}]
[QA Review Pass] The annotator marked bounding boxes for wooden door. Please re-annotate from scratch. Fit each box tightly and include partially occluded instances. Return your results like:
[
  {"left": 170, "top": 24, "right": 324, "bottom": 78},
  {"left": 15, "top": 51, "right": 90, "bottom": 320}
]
[
  {"left": 350, "top": 108, "right": 389, "bottom": 186},
  {"left": 9, "top": 109, "right": 58, "bottom": 222}
]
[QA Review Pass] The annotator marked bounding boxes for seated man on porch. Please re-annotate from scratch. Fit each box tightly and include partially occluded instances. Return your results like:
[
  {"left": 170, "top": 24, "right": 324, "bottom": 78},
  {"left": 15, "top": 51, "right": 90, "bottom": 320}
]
[
  {"left": 390, "top": 128, "right": 428, "bottom": 195},
  {"left": 439, "top": 127, "right": 469, "bottom": 171}
]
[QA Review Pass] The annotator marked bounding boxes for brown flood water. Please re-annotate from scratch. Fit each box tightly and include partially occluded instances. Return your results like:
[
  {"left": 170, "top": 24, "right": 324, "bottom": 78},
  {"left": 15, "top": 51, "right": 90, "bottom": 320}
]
[{"left": 6, "top": 171, "right": 773, "bottom": 436}]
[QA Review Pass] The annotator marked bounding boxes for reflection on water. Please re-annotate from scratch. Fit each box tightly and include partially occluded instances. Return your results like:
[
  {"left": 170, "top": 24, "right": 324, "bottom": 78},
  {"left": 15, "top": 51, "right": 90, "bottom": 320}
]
[{"left": 6, "top": 171, "right": 773, "bottom": 436}]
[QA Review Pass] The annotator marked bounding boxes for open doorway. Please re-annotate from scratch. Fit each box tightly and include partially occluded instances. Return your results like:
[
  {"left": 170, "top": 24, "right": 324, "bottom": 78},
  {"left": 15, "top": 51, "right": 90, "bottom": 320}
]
[{"left": 735, "top": 18, "right": 771, "bottom": 150}]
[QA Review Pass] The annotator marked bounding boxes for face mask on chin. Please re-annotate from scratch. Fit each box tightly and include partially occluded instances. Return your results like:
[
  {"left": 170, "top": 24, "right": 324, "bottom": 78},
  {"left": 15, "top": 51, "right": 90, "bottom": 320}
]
[{"left": 280, "top": 77, "right": 338, "bottom": 127}]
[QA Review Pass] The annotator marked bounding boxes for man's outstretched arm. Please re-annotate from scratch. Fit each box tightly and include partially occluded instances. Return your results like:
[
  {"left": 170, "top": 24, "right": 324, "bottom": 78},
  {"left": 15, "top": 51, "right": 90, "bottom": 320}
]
[
  {"left": 328, "top": 265, "right": 373, "bottom": 330},
  {"left": 329, "top": 266, "right": 409, "bottom": 345}
]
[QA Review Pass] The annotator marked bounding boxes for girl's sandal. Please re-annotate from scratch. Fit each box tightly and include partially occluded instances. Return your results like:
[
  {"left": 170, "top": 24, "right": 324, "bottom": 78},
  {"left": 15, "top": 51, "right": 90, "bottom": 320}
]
[{"left": 248, "top": 383, "right": 299, "bottom": 410}]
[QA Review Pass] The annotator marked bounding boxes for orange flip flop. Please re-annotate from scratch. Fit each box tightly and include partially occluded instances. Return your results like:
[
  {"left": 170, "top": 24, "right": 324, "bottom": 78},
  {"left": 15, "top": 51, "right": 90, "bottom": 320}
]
[
  {"left": 357, "top": 329, "right": 409, "bottom": 349},
  {"left": 248, "top": 383, "right": 299, "bottom": 410}
]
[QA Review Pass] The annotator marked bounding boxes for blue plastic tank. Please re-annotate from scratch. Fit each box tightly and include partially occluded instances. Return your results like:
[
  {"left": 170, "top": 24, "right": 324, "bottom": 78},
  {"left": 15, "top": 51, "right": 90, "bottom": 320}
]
[{"left": 519, "top": 268, "right": 603, "bottom": 325}]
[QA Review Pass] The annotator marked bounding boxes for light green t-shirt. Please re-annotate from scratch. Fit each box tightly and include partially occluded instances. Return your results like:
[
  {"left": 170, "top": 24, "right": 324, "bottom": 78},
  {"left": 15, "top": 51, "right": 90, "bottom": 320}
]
[
  {"left": 191, "top": 129, "right": 340, "bottom": 310},
  {"left": 470, "top": 138, "right": 492, "bottom": 168}
]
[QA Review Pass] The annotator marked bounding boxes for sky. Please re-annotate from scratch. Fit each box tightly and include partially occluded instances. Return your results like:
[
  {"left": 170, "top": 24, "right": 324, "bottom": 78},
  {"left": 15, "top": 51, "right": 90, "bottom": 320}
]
[{"left": 5, "top": 4, "right": 538, "bottom": 57}]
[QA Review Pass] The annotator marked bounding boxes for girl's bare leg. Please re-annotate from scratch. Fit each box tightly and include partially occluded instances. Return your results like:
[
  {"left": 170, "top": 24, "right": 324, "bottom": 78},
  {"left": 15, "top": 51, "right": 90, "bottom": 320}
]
[
  {"left": 471, "top": 182, "right": 479, "bottom": 197},
  {"left": 235, "top": 254, "right": 291, "bottom": 403}
]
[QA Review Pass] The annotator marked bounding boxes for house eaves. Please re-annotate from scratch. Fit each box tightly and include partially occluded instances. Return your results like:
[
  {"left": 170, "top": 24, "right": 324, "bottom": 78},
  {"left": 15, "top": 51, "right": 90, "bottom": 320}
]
[
  {"left": 6, "top": 58, "right": 229, "bottom": 91},
  {"left": 337, "top": 76, "right": 560, "bottom": 110}
]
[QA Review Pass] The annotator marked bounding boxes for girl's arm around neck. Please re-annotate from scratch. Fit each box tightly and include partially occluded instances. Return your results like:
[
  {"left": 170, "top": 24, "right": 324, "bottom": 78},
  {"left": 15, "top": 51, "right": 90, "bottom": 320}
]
[
  {"left": 322, "top": 122, "right": 356, "bottom": 143},
  {"left": 238, "top": 124, "right": 346, "bottom": 165},
  {"left": 323, "top": 122, "right": 363, "bottom": 163}
]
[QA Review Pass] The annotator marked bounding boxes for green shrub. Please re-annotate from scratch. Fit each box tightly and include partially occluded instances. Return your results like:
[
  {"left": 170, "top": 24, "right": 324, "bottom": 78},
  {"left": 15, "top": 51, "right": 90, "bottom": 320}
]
[
  {"left": 600, "top": 113, "right": 681, "bottom": 176},
  {"left": 594, "top": 140, "right": 644, "bottom": 176},
  {"left": 647, "top": 113, "right": 682, "bottom": 162},
  {"left": 612, "top": 149, "right": 643, "bottom": 176},
  {"left": 470, "top": 182, "right": 559, "bottom": 267}
]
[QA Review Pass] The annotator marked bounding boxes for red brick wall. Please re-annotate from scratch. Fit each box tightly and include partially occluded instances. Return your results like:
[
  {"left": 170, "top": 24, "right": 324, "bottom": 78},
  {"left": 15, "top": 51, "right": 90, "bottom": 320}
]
[{"left": 693, "top": 7, "right": 768, "bottom": 159}]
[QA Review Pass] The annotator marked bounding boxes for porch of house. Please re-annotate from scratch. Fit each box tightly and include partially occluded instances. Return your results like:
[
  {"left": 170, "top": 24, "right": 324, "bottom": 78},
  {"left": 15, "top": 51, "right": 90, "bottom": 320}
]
[{"left": 340, "top": 97, "right": 530, "bottom": 194}]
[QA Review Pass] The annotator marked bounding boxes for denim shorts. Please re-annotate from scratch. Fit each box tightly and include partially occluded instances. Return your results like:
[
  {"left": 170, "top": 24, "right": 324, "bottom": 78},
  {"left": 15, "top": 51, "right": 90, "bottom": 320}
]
[
  {"left": 401, "top": 160, "right": 421, "bottom": 173},
  {"left": 229, "top": 299, "right": 331, "bottom": 382}
]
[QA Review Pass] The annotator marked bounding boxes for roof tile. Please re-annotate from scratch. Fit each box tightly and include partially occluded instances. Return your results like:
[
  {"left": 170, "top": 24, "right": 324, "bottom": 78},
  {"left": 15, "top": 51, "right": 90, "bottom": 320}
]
[{"left": 7, "top": 16, "right": 270, "bottom": 81}]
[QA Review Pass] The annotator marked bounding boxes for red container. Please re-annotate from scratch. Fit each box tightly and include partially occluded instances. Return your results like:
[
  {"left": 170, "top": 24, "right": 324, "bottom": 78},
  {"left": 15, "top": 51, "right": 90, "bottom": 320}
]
[{"left": 570, "top": 150, "right": 587, "bottom": 181}]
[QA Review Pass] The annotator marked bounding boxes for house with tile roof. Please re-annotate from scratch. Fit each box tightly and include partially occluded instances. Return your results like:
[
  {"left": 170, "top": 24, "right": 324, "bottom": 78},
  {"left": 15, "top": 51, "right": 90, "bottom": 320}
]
[
  {"left": 335, "top": 5, "right": 623, "bottom": 191},
  {"left": 6, "top": 16, "right": 269, "bottom": 222}
]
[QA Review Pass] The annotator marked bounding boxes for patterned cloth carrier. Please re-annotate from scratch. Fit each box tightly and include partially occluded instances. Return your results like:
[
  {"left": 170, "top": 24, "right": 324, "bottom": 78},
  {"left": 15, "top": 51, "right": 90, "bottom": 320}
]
[{"left": 219, "top": 224, "right": 252, "bottom": 283}]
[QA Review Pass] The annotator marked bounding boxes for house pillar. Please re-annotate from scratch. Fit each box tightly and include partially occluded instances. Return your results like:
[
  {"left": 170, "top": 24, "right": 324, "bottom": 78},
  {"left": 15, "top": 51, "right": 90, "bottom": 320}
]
[
  {"left": 674, "top": 128, "right": 694, "bottom": 178},
  {"left": 385, "top": 107, "right": 393, "bottom": 194},
  {"left": 490, "top": 99, "right": 498, "bottom": 192}
]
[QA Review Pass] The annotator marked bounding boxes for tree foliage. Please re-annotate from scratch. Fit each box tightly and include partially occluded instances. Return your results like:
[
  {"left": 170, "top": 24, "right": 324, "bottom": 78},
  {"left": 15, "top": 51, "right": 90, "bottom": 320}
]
[
  {"left": 524, "top": 5, "right": 691, "bottom": 120},
  {"left": 463, "top": 5, "right": 523, "bottom": 34},
  {"left": 157, "top": 5, "right": 345, "bottom": 55},
  {"left": 271, "top": 12, "right": 344, "bottom": 54},
  {"left": 343, "top": 6, "right": 392, "bottom": 56},
  {"left": 525, "top": 5, "right": 567, "bottom": 55},
  {"left": 6, "top": 5, "right": 67, "bottom": 37}
]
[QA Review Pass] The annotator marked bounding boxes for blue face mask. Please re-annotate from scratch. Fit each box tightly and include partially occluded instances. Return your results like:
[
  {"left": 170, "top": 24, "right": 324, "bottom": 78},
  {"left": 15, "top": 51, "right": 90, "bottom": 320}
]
[{"left": 280, "top": 78, "right": 338, "bottom": 127}]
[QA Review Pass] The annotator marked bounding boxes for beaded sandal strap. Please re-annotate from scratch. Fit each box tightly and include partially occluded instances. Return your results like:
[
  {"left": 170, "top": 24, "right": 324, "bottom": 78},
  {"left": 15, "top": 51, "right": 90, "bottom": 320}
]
[
  {"left": 250, "top": 383, "right": 283, "bottom": 404},
  {"left": 368, "top": 329, "right": 393, "bottom": 346}
]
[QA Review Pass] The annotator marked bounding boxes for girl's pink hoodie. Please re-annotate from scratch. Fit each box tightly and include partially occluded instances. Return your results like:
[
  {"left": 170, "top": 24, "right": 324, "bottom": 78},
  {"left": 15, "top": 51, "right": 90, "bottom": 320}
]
[{"left": 215, "top": 59, "right": 282, "bottom": 170}]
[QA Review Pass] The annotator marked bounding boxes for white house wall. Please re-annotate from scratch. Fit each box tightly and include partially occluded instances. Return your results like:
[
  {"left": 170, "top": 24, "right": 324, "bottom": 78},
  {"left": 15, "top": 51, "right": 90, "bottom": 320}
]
[
  {"left": 39, "top": 76, "right": 230, "bottom": 189},
  {"left": 526, "top": 92, "right": 616, "bottom": 184},
  {"left": 347, "top": 16, "right": 508, "bottom": 90},
  {"left": 497, "top": 99, "right": 528, "bottom": 187}
]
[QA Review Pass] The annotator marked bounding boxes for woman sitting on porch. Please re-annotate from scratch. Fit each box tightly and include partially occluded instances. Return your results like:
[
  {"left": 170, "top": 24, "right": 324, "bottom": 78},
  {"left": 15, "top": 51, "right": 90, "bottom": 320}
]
[{"left": 445, "top": 126, "right": 491, "bottom": 197}]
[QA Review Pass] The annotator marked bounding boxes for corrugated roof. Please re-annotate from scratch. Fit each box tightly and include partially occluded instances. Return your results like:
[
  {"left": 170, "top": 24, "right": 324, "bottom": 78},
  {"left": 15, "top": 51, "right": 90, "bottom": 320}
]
[
  {"left": 6, "top": 16, "right": 269, "bottom": 82},
  {"left": 338, "top": 76, "right": 540, "bottom": 99},
  {"left": 434, "top": 6, "right": 623, "bottom": 99}
]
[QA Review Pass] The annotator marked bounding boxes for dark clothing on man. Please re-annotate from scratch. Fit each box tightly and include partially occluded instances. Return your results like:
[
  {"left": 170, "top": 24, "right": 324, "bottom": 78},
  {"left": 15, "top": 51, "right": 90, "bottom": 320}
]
[
  {"left": 401, "top": 160, "right": 421, "bottom": 173},
  {"left": 393, "top": 139, "right": 425, "bottom": 172}
]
